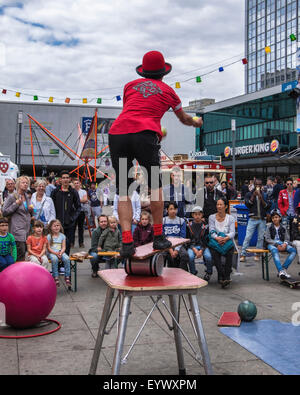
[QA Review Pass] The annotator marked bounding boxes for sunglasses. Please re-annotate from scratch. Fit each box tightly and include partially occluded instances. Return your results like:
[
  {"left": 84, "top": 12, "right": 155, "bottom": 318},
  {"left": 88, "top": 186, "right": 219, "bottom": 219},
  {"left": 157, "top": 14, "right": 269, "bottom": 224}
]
[
  {"left": 286, "top": 183, "right": 293, "bottom": 185},
  {"left": 205, "top": 181, "right": 214, "bottom": 184}
]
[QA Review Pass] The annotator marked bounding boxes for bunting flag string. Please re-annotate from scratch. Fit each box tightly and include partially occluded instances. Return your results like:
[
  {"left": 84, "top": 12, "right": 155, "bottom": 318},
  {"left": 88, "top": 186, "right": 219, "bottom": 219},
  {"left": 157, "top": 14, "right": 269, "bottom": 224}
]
[{"left": 3, "top": 42, "right": 293, "bottom": 100}]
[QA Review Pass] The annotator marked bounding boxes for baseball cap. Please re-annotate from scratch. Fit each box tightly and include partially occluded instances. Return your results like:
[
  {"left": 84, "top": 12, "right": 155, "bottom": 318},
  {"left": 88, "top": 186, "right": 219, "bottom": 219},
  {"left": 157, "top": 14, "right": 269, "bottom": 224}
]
[
  {"left": 271, "top": 209, "right": 282, "bottom": 217},
  {"left": 192, "top": 206, "right": 203, "bottom": 213}
]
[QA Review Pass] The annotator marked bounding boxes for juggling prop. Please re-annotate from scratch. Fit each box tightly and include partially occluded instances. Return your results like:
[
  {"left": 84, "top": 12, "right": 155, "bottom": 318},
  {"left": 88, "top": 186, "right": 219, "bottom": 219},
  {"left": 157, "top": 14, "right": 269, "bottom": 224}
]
[
  {"left": 237, "top": 300, "right": 257, "bottom": 322},
  {"left": 0, "top": 262, "right": 57, "bottom": 329},
  {"left": 161, "top": 126, "right": 167, "bottom": 139}
]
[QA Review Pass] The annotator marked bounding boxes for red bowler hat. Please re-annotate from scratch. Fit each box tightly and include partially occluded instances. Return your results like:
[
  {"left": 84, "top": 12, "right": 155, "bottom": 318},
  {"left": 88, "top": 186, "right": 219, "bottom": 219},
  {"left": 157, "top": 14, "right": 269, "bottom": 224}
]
[{"left": 136, "top": 51, "right": 172, "bottom": 78}]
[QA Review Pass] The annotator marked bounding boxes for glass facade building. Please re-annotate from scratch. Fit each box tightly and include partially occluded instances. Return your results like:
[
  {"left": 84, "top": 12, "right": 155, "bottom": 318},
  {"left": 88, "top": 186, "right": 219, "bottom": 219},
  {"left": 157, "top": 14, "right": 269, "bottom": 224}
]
[
  {"left": 246, "top": 0, "right": 299, "bottom": 93},
  {"left": 196, "top": 87, "right": 298, "bottom": 183}
]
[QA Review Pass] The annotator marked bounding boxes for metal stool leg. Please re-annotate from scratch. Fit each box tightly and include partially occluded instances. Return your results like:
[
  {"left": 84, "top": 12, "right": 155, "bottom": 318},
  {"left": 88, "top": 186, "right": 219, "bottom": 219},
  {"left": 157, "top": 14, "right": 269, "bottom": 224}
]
[
  {"left": 112, "top": 294, "right": 132, "bottom": 375},
  {"left": 89, "top": 287, "right": 115, "bottom": 375},
  {"left": 169, "top": 295, "right": 186, "bottom": 375},
  {"left": 188, "top": 294, "right": 213, "bottom": 375}
]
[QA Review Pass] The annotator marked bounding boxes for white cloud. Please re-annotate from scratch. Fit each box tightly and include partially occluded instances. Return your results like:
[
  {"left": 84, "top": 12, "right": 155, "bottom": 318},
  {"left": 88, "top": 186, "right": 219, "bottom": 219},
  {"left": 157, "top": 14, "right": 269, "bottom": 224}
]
[{"left": 0, "top": 0, "right": 245, "bottom": 106}]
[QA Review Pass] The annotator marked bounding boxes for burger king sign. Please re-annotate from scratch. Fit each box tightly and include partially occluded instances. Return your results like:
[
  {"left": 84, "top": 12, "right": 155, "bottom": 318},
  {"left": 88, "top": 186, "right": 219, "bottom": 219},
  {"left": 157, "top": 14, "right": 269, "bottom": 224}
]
[{"left": 224, "top": 139, "right": 280, "bottom": 157}]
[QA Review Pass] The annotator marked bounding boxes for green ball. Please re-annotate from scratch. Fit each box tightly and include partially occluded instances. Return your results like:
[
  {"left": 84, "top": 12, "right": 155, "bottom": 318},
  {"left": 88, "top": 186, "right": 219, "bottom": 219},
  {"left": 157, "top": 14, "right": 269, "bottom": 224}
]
[{"left": 237, "top": 300, "right": 257, "bottom": 322}]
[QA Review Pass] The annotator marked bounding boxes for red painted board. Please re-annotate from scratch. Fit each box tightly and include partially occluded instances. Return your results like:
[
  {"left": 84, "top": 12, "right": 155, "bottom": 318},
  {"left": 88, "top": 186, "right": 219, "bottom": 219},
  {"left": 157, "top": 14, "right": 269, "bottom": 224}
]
[{"left": 98, "top": 268, "right": 207, "bottom": 291}]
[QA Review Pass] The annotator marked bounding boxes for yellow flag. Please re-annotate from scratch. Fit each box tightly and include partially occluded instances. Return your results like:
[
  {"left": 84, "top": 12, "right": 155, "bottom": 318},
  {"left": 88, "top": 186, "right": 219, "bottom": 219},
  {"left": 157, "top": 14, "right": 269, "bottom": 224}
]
[
  {"left": 48, "top": 97, "right": 54, "bottom": 103},
  {"left": 175, "top": 82, "right": 181, "bottom": 89},
  {"left": 16, "top": 92, "right": 21, "bottom": 97},
  {"left": 265, "top": 46, "right": 271, "bottom": 53},
  {"left": 83, "top": 98, "right": 88, "bottom": 104}
]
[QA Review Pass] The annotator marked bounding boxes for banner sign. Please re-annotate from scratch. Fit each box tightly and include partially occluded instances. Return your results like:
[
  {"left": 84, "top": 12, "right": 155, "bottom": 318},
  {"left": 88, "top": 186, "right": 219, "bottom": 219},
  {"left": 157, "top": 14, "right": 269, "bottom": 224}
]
[
  {"left": 224, "top": 140, "right": 280, "bottom": 157},
  {"left": 0, "top": 156, "right": 11, "bottom": 177}
]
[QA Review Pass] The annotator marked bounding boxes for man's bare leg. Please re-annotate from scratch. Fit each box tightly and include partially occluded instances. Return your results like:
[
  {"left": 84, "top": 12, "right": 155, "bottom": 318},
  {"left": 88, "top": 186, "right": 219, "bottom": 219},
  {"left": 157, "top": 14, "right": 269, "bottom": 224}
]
[
  {"left": 118, "top": 196, "right": 133, "bottom": 232},
  {"left": 118, "top": 196, "right": 136, "bottom": 258},
  {"left": 150, "top": 187, "right": 163, "bottom": 224},
  {"left": 151, "top": 187, "right": 172, "bottom": 249}
]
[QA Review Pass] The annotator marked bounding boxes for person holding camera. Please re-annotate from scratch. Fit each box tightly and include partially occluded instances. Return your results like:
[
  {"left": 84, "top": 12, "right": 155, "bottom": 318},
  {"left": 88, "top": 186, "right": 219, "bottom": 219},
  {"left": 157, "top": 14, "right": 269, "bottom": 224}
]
[{"left": 240, "top": 179, "right": 271, "bottom": 262}]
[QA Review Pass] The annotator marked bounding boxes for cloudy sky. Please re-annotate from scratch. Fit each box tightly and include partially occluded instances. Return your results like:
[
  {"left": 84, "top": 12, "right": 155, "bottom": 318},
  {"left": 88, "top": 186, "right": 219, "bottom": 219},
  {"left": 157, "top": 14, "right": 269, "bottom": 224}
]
[{"left": 0, "top": 0, "right": 245, "bottom": 107}]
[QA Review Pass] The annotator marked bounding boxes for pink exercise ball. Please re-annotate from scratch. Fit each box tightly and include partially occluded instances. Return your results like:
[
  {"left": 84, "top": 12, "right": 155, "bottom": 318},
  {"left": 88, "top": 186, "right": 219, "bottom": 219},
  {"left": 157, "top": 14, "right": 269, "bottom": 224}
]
[{"left": 0, "top": 262, "right": 57, "bottom": 329}]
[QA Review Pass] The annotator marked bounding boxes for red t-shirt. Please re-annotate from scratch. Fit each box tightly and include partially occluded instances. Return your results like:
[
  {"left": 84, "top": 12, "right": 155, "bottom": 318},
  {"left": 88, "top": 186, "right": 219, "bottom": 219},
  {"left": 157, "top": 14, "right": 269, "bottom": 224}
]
[{"left": 109, "top": 78, "right": 182, "bottom": 139}]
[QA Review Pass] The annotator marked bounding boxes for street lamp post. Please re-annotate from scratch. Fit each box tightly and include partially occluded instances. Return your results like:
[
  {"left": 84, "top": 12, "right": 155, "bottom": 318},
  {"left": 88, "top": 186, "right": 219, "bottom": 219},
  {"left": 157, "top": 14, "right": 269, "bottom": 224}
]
[
  {"left": 231, "top": 119, "right": 236, "bottom": 190},
  {"left": 17, "top": 111, "right": 23, "bottom": 169}
]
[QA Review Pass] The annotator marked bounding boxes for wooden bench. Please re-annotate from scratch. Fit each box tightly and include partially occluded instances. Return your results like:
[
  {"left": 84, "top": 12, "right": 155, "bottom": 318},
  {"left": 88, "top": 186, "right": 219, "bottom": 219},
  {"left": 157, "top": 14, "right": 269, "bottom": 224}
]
[
  {"left": 246, "top": 248, "right": 270, "bottom": 281},
  {"left": 48, "top": 254, "right": 93, "bottom": 292}
]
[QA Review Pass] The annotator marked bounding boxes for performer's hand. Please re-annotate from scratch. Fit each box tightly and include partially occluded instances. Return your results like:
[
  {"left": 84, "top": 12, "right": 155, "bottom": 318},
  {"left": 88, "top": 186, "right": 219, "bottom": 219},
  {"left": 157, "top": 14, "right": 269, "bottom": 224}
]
[
  {"left": 192, "top": 116, "right": 203, "bottom": 128},
  {"left": 195, "top": 117, "right": 203, "bottom": 127}
]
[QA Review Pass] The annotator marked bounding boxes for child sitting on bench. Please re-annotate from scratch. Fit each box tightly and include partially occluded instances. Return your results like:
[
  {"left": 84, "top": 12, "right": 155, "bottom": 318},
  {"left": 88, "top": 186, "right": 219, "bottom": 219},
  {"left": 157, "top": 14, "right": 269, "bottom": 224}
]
[
  {"left": 163, "top": 201, "right": 189, "bottom": 271},
  {"left": 133, "top": 211, "right": 154, "bottom": 247},
  {"left": 265, "top": 210, "right": 297, "bottom": 280},
  {"left": 98, "top": 216, "right": 122, "bottom": 269},
  {"left": 186, "top": 206, "right": 213, "bottom": 279}
]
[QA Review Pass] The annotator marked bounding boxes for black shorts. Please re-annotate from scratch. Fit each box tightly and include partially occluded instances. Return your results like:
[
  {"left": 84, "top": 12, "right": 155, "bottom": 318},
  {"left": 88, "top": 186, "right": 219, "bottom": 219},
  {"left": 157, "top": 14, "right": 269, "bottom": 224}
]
[{"left": 109, "top": 130, "right": 162, "bottom": 195}]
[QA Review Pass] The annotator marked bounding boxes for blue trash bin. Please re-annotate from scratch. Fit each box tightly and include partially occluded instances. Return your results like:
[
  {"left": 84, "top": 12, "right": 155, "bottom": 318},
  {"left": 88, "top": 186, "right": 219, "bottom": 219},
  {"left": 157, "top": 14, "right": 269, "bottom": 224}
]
[{"left": 234, "top": 204, "right": 258, "bottom": 247}]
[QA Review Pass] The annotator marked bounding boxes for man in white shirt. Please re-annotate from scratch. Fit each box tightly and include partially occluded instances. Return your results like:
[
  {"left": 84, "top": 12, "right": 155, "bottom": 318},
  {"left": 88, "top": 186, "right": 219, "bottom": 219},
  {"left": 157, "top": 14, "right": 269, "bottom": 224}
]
[
  {"left": 113, "top": 191, "right": 141, "bottom": 233},
  {"left": 73, "top": 179, "right": 88, "bottom": 248}
]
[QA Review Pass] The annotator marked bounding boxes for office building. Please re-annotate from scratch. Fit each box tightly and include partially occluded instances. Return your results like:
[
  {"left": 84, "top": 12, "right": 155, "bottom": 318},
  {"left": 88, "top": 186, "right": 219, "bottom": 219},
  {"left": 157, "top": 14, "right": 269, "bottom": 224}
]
[
  {"left": 196, "top": 84, "right": 298, "bottom": 185},
  {"left": 246, "top": 0, "right": 298, "bottom": 93}
]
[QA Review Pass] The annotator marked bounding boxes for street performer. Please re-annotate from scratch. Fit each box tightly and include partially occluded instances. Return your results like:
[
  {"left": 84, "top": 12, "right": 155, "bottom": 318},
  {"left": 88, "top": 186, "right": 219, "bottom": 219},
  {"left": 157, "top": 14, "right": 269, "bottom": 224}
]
[{"left": 108, "top": 50, "right": 203, "bottom": 258}]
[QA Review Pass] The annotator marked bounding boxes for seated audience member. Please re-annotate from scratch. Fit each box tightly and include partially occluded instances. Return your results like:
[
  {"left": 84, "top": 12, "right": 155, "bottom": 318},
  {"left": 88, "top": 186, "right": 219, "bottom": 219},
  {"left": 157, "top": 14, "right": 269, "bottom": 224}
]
[
  {"left": 186, "top": 206, "right": 213, "bottom": 279},
  {"left": 208, "top": 197, "right": 235, "bottom": 288},
  {"left": 265, "top": 210, "right": 297, "bottom": 280},
  {"left": 26, "top": 220, "right": 49, "bottom": 270},
  {"left": 0, "top": 217, "right": 17, "bottom": 271},
  {"left": 98, "top": 216, "right": 122, "bottom": 269},
  {"left": 163, "top": 201, "right": 189, "bottom": 271},
  {"left": 133, "top": 211, "right": 154, "bottom": 247},
  {"left": 47, "top": 219, "right": 71, "bottom": 288},
  {"left": 291, "top": 203, "right": 300, "bottom": 265},
  {"left": 89, "top": 215, "right": 109, "bottom": 278}
]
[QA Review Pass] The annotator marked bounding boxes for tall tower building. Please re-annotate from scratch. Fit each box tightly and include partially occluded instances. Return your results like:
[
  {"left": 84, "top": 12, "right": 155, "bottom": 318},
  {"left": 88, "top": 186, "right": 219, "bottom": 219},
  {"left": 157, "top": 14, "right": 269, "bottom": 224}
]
[{"left": 246, "top": 0, "right": 298, "bottom": 94}]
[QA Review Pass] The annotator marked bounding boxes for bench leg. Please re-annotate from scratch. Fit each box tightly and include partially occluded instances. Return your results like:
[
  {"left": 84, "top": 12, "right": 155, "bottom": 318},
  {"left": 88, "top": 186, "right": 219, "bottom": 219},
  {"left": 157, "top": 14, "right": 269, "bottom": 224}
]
[
  {"left": 265, "top": 253, "right": 269, "bottom": 281},
  {"left": 261, "top": 253, "right": 270, "bottom": 281},
  {"left": 70, "top": 261, "right": 77, "bottom": 292}
]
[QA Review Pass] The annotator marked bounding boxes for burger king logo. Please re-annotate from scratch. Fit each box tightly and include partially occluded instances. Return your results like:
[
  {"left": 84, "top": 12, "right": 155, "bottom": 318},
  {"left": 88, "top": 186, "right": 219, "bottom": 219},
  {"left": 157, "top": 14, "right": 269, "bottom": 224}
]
[
  {"left": 270, "top": 139, "right": 279, "bottom": 153},
  {"left": 224, "top": 146, "right": 231, "bottom": 158}
]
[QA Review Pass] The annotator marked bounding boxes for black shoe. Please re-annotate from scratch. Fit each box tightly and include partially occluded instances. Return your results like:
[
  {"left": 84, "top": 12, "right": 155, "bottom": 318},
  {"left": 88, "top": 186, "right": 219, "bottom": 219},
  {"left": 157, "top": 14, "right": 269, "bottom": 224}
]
[
  {"left": 120, "top": 242, "right": 135, "bottom": 258},
  {"left": 203, "top": 272, "right": 211, "bottom": 282},
  {"left": 221, "top": 278, "right": 231, "bottom": 288},
  {"left": 153, "top": 235, "right": 172, "bottom": 250}
]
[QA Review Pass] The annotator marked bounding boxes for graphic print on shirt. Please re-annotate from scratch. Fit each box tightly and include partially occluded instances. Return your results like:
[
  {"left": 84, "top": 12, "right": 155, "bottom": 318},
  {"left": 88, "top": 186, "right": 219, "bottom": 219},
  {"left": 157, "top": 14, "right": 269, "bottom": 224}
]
[{"left": 132, "top": 81, "right": 163, "bottom": 98}]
